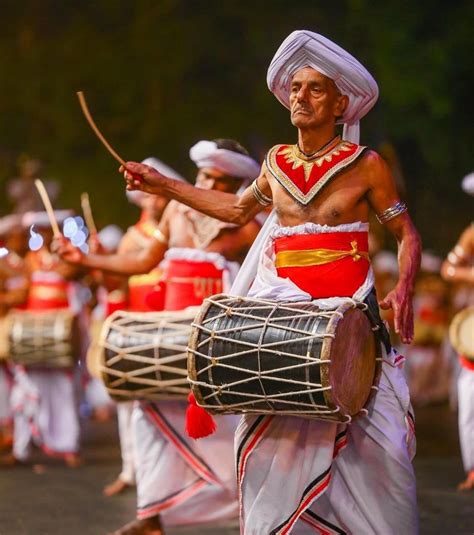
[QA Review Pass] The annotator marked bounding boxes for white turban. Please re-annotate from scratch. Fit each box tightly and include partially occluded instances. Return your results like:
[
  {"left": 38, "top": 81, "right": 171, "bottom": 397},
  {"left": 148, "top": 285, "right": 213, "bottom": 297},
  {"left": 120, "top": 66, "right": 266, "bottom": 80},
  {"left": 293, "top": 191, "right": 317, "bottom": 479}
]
[
  {"left": 127, "top": 156, "right": 185, "bottom": 206},
  {"left": 98, "top": 224, "right": 124, "bottom": 251},
  {"left": 22, "top": 210, "right": 74, "bottom": 228},
  {"left": 267, "top": 30, "right": 379, "bottom": 144},
  {"left": 189, "top": 140, "right": 260, "bottom": 182},
  {"left": 461, "top": 172, "right": 474, "bottom": 196},
  {"left": 421, "top": 251, "right": 442, "bottom": 274}
]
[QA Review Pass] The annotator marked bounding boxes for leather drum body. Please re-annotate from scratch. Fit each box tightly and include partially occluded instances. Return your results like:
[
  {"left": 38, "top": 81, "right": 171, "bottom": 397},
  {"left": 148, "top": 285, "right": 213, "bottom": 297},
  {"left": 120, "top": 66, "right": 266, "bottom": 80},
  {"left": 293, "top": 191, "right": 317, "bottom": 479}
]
[{"left": 188, "top": 295, "right": 381, "bottom": 423}]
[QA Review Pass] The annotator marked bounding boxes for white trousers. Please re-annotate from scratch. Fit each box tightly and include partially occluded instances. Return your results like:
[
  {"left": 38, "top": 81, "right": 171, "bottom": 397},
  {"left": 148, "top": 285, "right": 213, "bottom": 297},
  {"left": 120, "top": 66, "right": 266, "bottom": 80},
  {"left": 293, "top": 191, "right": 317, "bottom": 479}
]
[
  {"left": 133, "top": 400, "right": 239, "bottom": 526},
  {"left": 237, "top": 359, "right": 418, "bottom": 535},
  {"left": 12, "top": 369, "right": 80, "bottom": 460},
  {"left": 458, "top": 367, "right": 474, "bottom": 473},
  {"left": 0, "top": 365, "right": 12, "bottom": 425},
  {"left": 117, "top": 401, "right": 136, "bottom": 485}
]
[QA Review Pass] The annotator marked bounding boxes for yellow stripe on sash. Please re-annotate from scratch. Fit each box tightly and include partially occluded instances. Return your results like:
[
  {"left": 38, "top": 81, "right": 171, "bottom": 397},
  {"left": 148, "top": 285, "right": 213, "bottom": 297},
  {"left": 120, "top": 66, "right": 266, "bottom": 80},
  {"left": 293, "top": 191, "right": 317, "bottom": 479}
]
[{"left": 275, "top": 240, "right": 369, "bottom": 268}]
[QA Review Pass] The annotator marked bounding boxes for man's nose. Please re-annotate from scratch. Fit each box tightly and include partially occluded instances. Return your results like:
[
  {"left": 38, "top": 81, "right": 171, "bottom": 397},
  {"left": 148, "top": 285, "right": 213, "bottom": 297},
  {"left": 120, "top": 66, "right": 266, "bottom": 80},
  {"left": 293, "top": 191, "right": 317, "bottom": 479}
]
[{"left": 296, "top": 85, "right": 308, "bottom": 101}]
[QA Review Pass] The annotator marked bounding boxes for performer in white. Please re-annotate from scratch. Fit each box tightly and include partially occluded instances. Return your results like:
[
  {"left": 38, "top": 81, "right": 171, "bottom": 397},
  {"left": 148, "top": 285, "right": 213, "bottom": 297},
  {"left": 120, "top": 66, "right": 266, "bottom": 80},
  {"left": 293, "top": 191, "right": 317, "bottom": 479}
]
[
  {"left": 57, "top": 139, "right": 261, "bottom": 535},
  {"left": 122, "top": 30, "right": 422, "bottom": 534},
  {"left": 441, "top": 172, "right": 474, "bottom": 491},
  {"left": 3, "top": 211, "right": 82, "bottom": 467}
]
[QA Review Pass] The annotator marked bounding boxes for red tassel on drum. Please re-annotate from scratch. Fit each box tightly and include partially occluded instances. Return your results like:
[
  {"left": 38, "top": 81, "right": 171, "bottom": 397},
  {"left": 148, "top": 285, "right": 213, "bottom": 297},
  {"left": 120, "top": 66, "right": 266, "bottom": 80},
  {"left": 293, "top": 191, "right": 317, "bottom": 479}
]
[{"left": 186, "top": 392, "right": 216, "bottom": 439}]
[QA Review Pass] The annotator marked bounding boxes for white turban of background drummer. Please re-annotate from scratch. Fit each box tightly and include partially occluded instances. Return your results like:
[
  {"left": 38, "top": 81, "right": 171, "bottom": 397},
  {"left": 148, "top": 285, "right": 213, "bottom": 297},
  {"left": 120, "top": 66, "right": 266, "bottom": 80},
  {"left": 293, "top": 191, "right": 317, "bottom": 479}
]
[
  {"left": 461, "top": 172, "right": 474, "bottom": 196},
  {"left": 126, "top": 156, "right": 186, "bottom": 206},
  {"left": 372, "top": 250, "right": 399, "bottom": 275},
  {"left": 0, "top": 214, "right": 23, "bottom": 236},
  {"left": 420, "top": 251, "right": 442, "bottom": 274},
  {"left": 267, "top": 30, "right": 379, "bottom": 144},
  {"left": 189, "top": 141, "right": 261, "bottom": 182},
  {"left": 21, "top": 210, "right": 74, "bottom": 228},
  {"left": 98, "top": 225, "right": 124, "bottom": 252}
]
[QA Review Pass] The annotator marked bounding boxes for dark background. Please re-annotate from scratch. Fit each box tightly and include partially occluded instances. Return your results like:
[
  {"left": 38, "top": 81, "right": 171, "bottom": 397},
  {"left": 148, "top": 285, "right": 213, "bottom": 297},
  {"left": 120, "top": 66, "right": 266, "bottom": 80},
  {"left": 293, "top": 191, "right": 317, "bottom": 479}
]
[{"left": 0, "top": 0, "right": 472, "bottom": 251}]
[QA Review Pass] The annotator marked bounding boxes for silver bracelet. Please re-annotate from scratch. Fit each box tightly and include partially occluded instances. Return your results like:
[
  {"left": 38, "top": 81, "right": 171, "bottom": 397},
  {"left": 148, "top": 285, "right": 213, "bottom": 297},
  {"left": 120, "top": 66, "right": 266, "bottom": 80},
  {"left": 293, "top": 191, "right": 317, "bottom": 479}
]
[
  {"left": 376, "top": 201, "right": 407, "bottom": 224},
  {"left": 152, "top": 228, "right": 168, "bottom": 245},
  {"left": 251, "top": 180, "right": 272, "bottom": 207}
]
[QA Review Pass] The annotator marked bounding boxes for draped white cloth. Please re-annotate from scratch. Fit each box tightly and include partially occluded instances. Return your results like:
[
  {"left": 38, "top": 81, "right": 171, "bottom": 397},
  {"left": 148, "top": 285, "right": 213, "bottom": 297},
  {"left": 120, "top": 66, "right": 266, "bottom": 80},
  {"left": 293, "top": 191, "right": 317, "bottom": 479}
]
[
  {"left": 0, "top": 365, "right": 12, "bottom": 425},
  {"left": 133, "top": 401, "right": 239, "bottom": 525},
  {"left": 458, "top": 367, "right": 474, "bottom": 472},
  {"left": 232, "top": 223, "right": 418, "bottom": 534},
  {"left": 190, "top": 140, "right": 260, "bottom": 181},
  {"left": 267, "top": 29, "right": 379, "bottom": 143},
  {"left": 11, "top": 367, "right": 79, "bottom": 460}
]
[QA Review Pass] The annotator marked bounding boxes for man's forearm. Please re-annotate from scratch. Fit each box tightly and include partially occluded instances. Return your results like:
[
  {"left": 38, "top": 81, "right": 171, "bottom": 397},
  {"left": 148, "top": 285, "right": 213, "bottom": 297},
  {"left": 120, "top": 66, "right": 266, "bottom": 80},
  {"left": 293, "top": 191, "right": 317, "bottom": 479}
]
[
  {"left": 397, "top": 226, "right": 422, "bottom": 290},
  {"left": 82, "top": 252, "right": 156, "bottom": 276}
]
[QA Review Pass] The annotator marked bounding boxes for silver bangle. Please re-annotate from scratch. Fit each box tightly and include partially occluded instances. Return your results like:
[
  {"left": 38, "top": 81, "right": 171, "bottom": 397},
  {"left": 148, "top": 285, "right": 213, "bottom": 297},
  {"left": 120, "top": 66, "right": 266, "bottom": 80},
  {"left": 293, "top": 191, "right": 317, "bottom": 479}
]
[
  {"left": 251, "top": 180, "right": 272, "bottom": 207},
  {"left": 376, "top": 201, "right": 407, "bottom": 224},
  {"left": 152, "top": 229, "right": 168, "bottom": 245}
]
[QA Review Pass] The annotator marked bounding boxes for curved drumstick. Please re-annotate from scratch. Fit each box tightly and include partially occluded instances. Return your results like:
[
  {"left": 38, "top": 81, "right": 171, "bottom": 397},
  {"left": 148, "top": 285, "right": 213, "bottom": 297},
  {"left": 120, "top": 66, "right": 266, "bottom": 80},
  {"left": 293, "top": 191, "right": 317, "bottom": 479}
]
[
  {"left": 34, "top": 179, "right": 61, "bottom": 237},
  {"left": 76, "top": 91, "right": 141, "bottom": 180},
  {"left": 81, "top": 192, "right": 98, "bottom": 235}
]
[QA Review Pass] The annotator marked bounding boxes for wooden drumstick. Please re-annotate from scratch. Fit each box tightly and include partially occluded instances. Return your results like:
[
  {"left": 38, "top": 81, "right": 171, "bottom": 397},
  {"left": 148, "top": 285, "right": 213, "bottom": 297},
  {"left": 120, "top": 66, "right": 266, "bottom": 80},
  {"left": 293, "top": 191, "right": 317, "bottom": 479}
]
[
  {"left": 81, "top": 192, "right": 98, "bottom": 235},
  {"left": 76, "top": 91, "right": 141, "bottom": 180},
  {"left": 34, "top": 179, "right": 61, "bottom": 237}
]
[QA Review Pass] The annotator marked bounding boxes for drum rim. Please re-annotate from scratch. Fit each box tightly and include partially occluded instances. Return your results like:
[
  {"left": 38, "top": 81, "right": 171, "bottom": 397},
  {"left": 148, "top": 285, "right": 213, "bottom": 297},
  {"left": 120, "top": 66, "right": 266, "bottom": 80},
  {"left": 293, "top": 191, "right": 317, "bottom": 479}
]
[
  {"left": 188, "top": 295, "right": 219, "bottom": 407},
  {"left": 449, "top": 306, "right": 474, "bottom": 359}
]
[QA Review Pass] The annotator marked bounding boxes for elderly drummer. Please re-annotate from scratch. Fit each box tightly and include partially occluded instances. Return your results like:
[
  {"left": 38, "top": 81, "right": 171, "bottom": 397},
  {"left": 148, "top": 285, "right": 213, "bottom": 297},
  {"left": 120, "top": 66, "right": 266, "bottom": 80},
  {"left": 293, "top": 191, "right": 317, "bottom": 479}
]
[
  {"left": 441, "top": 172, "right": 474, "bottom": 491},
  {"left": 56, "top": 139, "right": 261, "bottom": 535},
  {"left": 122, "top": 30, "right": 421, "bottom": 534}
]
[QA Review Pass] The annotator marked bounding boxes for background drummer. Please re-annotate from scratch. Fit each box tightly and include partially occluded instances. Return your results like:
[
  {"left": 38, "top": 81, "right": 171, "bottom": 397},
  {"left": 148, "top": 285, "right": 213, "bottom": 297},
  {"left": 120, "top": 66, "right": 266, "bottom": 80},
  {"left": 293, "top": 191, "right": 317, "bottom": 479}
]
[
  {"left": 1, "top": 210, "right": 84, "bottom": 468},
  {"left": 441, "top": 172, "right": 474, "bottom": 491},
  {"left": 56, "top": 138, "right": 261, "bottom": 535},
  {"left": 94, "top": 157, "right": 185, "bottom": 498}
]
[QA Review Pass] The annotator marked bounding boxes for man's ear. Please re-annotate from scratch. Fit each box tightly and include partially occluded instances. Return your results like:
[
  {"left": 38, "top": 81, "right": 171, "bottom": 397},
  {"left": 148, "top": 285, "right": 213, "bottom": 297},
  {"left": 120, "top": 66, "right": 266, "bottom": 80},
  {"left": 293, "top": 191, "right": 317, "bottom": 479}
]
[{"left": 334, "top": 94, "right": 349, "bottom": 121}]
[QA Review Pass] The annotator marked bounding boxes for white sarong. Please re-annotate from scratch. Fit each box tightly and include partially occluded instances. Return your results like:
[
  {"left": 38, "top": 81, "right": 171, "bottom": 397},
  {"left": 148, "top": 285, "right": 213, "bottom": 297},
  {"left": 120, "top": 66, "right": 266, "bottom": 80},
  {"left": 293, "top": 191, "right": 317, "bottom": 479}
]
[
  {"left": 232, "top": 222, "right": 418, "bottom": 534},
  {"left": 458, "top": 367, "right": 474, "bottom": 473},
  {"left": 0, "top": 364, "right": 12, "bottom": 426},
  {"left": 133, "top": 400, "right": 239, "bottom": 525},
  {"left": 117, "top": 401, "right": 136, "bottom": 485},
  {"left": 11, "top": 367, "right": 80, "bottom": 460}
]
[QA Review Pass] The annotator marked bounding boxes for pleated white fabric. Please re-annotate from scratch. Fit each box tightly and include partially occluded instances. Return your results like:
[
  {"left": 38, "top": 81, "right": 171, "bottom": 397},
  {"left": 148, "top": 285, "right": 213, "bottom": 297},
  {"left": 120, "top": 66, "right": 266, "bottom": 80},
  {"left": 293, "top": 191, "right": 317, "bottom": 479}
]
[
  {"left": 133, "top": 400, "right": 239, "bottom": 526},
  {"left": 11, "top": 368, "right": 79, "bottom": 460},
  {"left": 458, "top": 367, "right": 474, "bottom": 472}
]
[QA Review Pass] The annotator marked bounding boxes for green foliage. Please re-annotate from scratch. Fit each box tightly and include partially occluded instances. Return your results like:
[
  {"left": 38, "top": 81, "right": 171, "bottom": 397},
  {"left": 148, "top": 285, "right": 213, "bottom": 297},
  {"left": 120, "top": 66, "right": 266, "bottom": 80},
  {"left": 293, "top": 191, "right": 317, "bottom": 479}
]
[{"left": 0, "top": 0, "right": 472, "bottom": 249}]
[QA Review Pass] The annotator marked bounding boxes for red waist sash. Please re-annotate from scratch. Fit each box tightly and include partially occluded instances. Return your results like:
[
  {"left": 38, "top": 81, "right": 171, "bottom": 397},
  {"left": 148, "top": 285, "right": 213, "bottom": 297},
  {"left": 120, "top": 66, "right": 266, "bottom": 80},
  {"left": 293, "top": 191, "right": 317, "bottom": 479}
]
[
  {"left": 27, "top": 281, "right": 70, "bottom": 310},
  {"left": 128, "top": 270, "right": 164, "bottom": 312},
  {"left": 163, "top": 259, "right": 223, "bottom": 311},
  {"left": 274, "top": 231, "right": 370, "bottom": 299},
  {"left": 106, "top": 289, "right": 128, "bottom": 317}
]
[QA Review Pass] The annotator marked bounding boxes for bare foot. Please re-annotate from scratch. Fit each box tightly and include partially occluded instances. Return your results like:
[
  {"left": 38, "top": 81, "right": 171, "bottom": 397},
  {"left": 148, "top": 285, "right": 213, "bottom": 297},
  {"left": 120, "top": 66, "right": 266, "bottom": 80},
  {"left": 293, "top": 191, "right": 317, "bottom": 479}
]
[
  {"left": 103, "top": 477, "right": 132, "bottom": 497},
  {"left": 64, "top": 453, "right": 82, "bottom": 468},
  {"left": 457, "top": 471, "right": 474, "bottom": 491},
  {"left": 108, "top": 516, "right": 164, "bottom": 535},
  {"left": 93, "top": 406, "right": 113, "bottom": 422}
]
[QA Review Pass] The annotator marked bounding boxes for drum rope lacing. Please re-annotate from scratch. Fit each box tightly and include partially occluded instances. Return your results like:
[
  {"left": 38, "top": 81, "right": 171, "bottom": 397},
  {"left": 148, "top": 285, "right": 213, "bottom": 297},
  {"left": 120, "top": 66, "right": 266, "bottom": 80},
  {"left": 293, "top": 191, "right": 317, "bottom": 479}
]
[
  {"left": 189, "top": 296, "right": 359, "bottom": 419},
  {"left": 100, "top": 312, "right": 193, "bottom": 399}
]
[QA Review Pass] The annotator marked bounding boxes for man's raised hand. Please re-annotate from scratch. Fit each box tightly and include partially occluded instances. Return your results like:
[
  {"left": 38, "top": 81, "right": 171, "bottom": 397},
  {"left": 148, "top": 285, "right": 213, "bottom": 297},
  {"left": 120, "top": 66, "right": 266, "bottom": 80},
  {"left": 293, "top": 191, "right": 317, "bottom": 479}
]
[
  {"left": 120, "top": 162, "right": 166, "bottom": 195},
  {"left": 51, "top": 236, "right": 84, "bottom": 265}
]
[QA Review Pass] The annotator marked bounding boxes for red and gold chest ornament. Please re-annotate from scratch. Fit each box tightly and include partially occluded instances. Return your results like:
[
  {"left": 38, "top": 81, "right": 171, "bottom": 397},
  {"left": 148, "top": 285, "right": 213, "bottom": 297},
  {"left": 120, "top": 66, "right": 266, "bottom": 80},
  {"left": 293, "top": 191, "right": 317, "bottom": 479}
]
[{"left": 266, "top": 136, "right": 367, "bottom": 205}]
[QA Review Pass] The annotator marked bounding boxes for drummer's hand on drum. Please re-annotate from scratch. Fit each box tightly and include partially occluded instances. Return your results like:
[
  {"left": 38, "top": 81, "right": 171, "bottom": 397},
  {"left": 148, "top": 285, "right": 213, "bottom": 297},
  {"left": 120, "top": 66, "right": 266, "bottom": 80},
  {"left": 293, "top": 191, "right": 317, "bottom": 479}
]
[
  {"left": 52, "top": 236, "right": 84, "bottom": 265},
  {"left": 120, "top": 162, "right": 166, "bottom": 195},
  {"left": 379, "top": 283, "right": 414, "bottom": 344}
]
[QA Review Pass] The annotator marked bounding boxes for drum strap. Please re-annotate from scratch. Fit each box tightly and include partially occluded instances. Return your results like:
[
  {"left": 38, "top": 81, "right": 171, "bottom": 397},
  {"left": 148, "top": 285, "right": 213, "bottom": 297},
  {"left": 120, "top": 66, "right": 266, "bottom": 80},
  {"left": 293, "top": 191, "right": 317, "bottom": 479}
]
[{"left": 364, "top": 289, "right": 391, "bottom": 353}]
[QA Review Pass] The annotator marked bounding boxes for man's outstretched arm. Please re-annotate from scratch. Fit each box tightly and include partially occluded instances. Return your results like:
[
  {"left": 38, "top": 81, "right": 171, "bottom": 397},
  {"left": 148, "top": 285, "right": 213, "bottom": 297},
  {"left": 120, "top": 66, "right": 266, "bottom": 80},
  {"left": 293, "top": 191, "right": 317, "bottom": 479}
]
[
  {"left": 366, "top": 151, "right": 422, "bottom": 344},
  {"left": 120, "top": 161, "right": 268, "bottom": 226}
]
